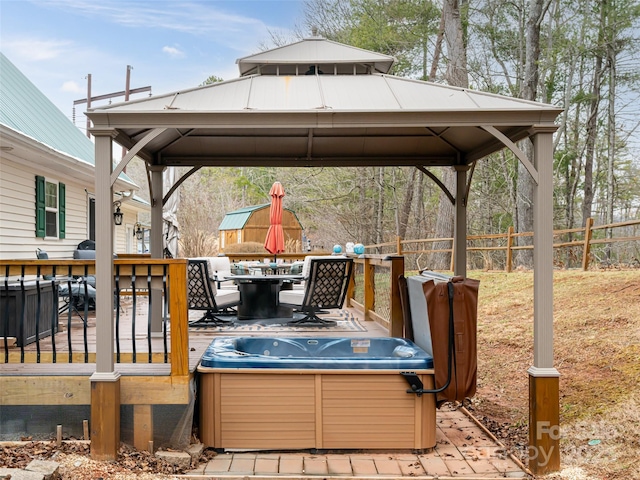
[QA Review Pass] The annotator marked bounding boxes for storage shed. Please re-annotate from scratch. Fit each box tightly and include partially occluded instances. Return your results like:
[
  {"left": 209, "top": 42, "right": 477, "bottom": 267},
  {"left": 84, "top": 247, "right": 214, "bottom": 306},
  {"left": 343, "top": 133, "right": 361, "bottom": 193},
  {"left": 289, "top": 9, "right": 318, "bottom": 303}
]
[{"left": 218, "top": 204, "right": 303, "bottom": 251}]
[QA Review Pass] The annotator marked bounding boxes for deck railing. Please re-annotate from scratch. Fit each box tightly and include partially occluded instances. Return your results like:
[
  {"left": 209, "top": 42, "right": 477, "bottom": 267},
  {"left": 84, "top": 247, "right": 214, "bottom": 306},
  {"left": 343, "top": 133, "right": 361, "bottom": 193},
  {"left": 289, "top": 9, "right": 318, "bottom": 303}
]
[
  {"left": 348, "top": 255, "right": 405, "bottom": 338},
  {"left": 1, "top": 258, "right": 189, "bottom": 376},
  {"left": 1, "top": 255, "right": 405, "bottom": 367}
]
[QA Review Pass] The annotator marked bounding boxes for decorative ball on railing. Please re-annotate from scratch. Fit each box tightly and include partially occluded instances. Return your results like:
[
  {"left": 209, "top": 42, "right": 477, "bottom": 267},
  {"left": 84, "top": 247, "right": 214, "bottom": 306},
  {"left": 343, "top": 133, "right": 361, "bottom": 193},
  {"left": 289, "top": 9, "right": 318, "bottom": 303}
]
[
  {"left": 353, "top": 243, "right": 365, "bottom": 255},
  {"left": 333, "top": 244, "right": 343, "bottom": 254}
]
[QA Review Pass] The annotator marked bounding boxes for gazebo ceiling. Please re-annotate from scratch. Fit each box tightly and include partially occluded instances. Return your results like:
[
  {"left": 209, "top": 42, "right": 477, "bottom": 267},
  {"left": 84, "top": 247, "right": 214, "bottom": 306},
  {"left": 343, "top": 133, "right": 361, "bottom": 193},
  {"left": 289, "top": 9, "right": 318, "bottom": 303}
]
[
  {"left": 104, "top": 123, "right": 544, "bottom": 168},
  {"left": 87, "top": 37, "right": 561, "bottom": 168}
]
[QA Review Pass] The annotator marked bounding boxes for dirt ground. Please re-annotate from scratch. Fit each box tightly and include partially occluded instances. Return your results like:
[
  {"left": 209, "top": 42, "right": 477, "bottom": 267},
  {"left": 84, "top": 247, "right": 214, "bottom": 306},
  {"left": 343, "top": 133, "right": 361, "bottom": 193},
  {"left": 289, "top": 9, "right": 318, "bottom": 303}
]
[
  {"left": 1, "top": 269, "right": 638, "bottom": 479},
  {"left": 469, "top": 269, "right": 640, "bottom": 480}
]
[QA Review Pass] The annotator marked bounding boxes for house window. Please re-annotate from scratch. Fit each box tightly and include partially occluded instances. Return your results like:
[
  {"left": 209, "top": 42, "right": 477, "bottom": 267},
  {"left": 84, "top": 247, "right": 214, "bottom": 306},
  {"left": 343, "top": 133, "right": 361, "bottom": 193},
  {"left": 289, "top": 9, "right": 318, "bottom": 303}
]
[
  {"left": 45, "top": 181, "right": 58, "bottom": 237},
  {"left": 35, "top": 175, "right": 65, "bottom": 239}
]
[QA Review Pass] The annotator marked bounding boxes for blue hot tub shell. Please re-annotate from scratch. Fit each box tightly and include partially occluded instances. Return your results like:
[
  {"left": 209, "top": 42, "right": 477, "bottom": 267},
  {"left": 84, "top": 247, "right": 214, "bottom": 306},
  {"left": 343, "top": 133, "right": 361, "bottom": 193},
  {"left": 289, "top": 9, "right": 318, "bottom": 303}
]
[{"left": 200, "top": 336, "right": 434, "bottom": 370}]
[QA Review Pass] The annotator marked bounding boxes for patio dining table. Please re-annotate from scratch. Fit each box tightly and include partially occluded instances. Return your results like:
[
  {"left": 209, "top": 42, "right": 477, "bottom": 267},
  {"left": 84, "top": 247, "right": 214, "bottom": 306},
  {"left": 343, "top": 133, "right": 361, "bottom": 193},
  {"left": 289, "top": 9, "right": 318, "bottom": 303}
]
[
  {"left": 231, "top": 274, "right": 303, "bottom": 320},
  {"left": 251, "top": 263, "right": 294, "bottom": 275}
]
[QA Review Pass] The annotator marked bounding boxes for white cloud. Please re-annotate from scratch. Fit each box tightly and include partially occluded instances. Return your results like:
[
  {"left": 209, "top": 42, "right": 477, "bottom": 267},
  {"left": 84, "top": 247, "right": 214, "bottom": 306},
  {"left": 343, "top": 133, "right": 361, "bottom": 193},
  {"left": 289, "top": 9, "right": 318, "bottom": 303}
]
[
  {"left": 162, "top": 46, "right": 185, "bottom": 58},
  {"left": 2, "top": 38, "right": 73, "bottom": 61},
  {"left": 61, "top": 80, "right": 84, "bottom": 93},
  {"left": 28, "top": 0, "right": 294, "bottom": 54}
]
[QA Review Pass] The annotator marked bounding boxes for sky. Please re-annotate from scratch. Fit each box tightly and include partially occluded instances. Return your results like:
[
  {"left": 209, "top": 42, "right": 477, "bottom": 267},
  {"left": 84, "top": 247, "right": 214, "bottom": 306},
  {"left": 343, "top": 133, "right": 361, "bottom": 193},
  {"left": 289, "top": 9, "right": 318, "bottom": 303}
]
[{"left": 1, "top": 0, "right": 305, "bottom": 133}]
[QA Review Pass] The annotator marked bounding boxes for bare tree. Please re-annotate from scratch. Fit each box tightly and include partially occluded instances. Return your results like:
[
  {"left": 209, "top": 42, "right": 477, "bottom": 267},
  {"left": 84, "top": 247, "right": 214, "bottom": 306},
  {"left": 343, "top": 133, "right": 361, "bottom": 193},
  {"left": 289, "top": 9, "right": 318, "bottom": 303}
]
[
  {"left": 513, "top": 0, "right": 546, "bottom": 267},
  {"left": 430, "top": 0, "right": 469, "bottom": 269}
]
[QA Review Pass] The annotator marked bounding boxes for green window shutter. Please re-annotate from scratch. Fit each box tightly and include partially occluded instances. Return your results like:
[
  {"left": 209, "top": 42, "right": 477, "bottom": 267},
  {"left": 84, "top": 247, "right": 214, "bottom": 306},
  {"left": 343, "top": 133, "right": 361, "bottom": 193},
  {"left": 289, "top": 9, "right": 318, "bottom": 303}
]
[
  {"left": 58, "top": 182, "right": 66, "bottom": 239},
  {"left": 35, "top": 175, "right": 46, "bottom": 237}
]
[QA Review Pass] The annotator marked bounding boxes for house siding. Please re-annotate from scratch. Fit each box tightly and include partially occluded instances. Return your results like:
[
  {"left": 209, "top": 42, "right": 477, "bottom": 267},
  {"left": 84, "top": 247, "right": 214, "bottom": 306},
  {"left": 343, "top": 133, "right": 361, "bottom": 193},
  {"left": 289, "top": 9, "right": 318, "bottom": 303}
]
[
  {"left": 1, "top": 157, "right": 90, "bottom": 259},
  {"left": 2, "top": 155, "right": 146, "bottom": 260}
]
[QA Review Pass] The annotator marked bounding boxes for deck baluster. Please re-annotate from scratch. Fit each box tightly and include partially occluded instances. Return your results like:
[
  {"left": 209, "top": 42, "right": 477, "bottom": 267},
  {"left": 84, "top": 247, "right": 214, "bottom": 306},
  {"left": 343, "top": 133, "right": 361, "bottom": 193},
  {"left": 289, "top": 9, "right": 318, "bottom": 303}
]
[
  {"left": 162, "top": 266, "right": 168, "bottom": 363},
  {"left": 115, "top": 265, "right": 121, "bottom": 363},
  {"left": 146, "top": 265, "right": 152, "bottom": 363},
  {"left": 34, "top": 271, "right": 42, "bottom": 363},
  {"left": 81, "top": 263, "right": 89, "bottom": 363},
  {"left": 17, "top": 270, "right": 26, "bottom": 363},
  {"left": 131, "top": 269, "right": 137, "bottom": 363},
  {"left": 50, "top": 266, "right": 58, "bottom": 363}
]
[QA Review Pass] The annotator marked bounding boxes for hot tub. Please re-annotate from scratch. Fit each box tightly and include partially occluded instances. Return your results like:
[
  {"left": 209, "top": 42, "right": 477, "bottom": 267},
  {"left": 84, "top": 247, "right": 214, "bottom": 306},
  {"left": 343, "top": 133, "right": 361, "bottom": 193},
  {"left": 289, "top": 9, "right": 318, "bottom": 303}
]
[{"left": 198, "top": 337, "right": 436, "bottom": 452}]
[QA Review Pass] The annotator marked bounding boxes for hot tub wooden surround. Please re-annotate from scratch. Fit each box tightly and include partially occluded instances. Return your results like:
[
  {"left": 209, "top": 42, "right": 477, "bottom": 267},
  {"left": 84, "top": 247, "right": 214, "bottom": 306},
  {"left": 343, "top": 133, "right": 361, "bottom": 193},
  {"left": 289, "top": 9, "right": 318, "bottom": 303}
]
[{"left": 199, "top": 369, "right": 436, "bottom": 452}]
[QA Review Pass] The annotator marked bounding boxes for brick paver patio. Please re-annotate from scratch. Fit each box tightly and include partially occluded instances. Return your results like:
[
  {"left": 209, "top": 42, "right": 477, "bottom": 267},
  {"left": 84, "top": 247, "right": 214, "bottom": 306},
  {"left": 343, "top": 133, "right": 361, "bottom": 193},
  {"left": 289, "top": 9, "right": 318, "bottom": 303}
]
[{"left": 182, "top": 409, "right": 529, "bottom": 479}]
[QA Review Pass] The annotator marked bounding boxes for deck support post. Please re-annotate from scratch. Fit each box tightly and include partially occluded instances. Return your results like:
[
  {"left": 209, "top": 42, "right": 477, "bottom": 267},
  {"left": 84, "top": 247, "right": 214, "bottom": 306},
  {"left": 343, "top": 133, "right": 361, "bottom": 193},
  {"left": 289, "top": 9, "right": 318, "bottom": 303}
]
[
  {"left": 133, "top": 405, "right": 154, "bottom": 452},
  {"left": 387, "top": 255, "right": 405, "bottom": 338},
  {"left": 363, "top": 257, "right": 374, "bottom": 321},
  {"left": 90, "top": 372, "right": 121, "bottom": 460},
  {"left": 528, "top": 368, "right": 560, "bottom": 473}
]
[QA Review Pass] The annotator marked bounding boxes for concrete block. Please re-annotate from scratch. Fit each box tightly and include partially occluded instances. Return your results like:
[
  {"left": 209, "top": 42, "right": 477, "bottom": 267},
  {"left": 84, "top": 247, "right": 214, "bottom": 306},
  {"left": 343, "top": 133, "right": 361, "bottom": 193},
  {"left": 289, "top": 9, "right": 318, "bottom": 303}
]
[
  {"left": 25, "top": 460, "right": 60, "bottom": 480},
  {"left": 0, "top": 466, "right": 45, "bottom": 480},
  {"left": 155, "top": 450, "right": 192, "bottom": 469}
]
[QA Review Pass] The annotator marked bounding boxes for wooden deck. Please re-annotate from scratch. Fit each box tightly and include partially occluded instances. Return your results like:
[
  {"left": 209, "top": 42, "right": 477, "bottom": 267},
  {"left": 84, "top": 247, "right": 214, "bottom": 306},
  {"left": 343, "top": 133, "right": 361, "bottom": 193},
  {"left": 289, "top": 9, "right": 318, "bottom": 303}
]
[{"left": 1, "top": 298, "right": 528, "bottom": 478}]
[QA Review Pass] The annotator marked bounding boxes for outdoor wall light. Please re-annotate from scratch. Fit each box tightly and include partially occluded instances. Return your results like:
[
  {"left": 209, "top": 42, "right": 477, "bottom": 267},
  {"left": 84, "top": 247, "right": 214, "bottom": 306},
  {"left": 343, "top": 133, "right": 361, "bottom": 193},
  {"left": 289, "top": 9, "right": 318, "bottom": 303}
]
[
  {"left": 134, "top": 222, "right": 144, "bottom": 241},
  {"left": 113, "top": 201, "right": 123, "bottom": 226}
]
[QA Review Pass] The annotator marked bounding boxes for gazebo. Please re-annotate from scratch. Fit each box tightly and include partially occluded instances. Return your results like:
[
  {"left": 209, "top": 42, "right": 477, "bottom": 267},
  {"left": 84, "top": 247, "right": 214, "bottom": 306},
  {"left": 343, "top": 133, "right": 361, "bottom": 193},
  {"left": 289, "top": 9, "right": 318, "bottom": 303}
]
[{"left": 87, "top": 34, "right": 562, "bottom": 473}]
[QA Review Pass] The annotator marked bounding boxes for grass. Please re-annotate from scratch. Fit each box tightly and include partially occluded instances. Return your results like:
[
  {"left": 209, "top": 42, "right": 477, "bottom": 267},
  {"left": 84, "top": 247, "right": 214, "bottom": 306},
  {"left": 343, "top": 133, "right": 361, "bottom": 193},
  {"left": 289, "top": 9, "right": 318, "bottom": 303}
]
[{"left": 467, "top": 269, "right": 640, "bottom": 479}]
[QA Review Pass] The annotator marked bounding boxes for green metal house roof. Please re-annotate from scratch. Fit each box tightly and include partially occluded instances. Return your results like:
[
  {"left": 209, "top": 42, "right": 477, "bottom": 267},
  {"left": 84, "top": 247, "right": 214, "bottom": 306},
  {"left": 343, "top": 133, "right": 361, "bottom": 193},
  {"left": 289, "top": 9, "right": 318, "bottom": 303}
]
[
  {"left": 0, "top": 53, "right": 96, "bottom": 165},
  {"left": 219, "top": 204, "right": 270, "bottom": 230},
  {"left": 1, "top": 52, "right": 136, "bottom": 185}
]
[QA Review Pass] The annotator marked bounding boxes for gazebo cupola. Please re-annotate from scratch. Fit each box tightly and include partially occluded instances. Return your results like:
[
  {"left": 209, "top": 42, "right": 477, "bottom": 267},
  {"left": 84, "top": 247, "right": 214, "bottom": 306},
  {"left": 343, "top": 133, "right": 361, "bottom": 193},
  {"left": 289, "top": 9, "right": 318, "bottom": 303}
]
[{"left": 235, "top": 30, "right": 396, "bottom": 77}]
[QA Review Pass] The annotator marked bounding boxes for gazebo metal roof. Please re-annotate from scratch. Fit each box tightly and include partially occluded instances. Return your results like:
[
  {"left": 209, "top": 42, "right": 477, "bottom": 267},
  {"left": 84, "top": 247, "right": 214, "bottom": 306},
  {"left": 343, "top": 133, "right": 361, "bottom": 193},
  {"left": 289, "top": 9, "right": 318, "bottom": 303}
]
[{"left": 88, "top": 36, "right": 560, "bottom": 170}]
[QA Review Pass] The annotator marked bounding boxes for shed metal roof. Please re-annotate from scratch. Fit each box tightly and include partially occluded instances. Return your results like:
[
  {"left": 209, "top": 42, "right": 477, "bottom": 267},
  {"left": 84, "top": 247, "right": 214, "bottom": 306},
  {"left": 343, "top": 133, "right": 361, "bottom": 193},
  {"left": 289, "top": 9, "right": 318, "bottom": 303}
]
[
  {"left": 219, "top": 204, "right": 301, "bottom": 231},
  {"left": 218, "top": 204, "right": 269, "bottom": 230}
]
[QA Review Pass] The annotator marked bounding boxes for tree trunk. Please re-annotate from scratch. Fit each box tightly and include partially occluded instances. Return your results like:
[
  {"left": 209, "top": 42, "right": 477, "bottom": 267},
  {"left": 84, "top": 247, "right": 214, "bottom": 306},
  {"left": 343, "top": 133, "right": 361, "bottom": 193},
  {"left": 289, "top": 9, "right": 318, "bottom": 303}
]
[
  {"left": 514, "top": 0, "right": 544, "bottom": 268},
  {"left": 430, "top": 0, "right": 468, "bottom": 270},
  {"left": 443, "top": 0, "right": 469, "bottom": 89},
  {"left": 605, "top": 23, "right": 616, "bottom": 259},
  {"left": 375, "top": 167, "right": 385, "bottom": 248},
  {"left": 430, "top": 12, "right": 446, "bottom": 81},
  {"left": 582, "top": 55, "right": 603, "bottom": 227},
  {"left": 398, "top": 168, "right": 417, "bottom": 239}
]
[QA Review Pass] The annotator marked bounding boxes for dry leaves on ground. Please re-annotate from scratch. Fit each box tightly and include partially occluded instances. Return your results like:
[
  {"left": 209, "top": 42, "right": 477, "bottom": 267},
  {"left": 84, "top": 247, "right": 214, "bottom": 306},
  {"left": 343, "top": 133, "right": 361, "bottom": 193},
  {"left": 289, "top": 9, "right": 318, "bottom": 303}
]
[{"left": 0, "top": 441, "right": 185, "bottom": 479}]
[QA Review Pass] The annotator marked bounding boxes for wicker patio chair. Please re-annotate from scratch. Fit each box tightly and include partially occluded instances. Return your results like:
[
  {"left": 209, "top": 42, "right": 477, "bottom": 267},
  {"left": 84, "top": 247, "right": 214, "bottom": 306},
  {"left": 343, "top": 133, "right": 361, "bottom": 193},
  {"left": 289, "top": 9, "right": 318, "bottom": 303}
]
[
  {"left": 278, "top": 256, "right": 353, "bottom": 326},
  {"left": 187, "top": 259, "right": 240, "bottom": 326}
]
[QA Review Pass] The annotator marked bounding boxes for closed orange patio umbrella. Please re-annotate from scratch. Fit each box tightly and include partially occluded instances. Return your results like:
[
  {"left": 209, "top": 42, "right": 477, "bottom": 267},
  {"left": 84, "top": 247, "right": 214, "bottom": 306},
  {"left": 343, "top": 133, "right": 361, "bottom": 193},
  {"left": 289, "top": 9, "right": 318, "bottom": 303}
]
[{"left": 264, "top": 181, "right": 285, "bottom": 260}]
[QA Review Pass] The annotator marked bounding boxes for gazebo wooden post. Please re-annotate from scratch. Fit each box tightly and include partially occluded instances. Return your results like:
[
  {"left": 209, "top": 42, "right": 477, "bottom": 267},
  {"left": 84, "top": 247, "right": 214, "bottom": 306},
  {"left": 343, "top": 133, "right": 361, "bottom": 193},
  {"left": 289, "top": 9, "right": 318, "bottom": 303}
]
[
  {"left": 529, "top": 129, "right": 560, "bottom": 474},
  {"left": 90, "top": 129, "right": 121, "bottom": 460},
  {"left": 388, "top": 255, "right": 405, "bottom": 338}
]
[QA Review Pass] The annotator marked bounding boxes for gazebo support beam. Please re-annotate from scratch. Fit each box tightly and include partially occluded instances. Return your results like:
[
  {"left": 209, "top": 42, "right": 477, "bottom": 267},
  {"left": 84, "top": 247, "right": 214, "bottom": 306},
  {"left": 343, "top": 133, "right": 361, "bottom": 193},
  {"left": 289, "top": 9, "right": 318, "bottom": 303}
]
[
  {"left": 454, "top": 165, "right": 469, "bottom": 278},
  {"left": 90, "top": 129, "right": 121, "bottom": 460},
  {"left": 529, "top": 129, "right": 560, "bottom": 474}
]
